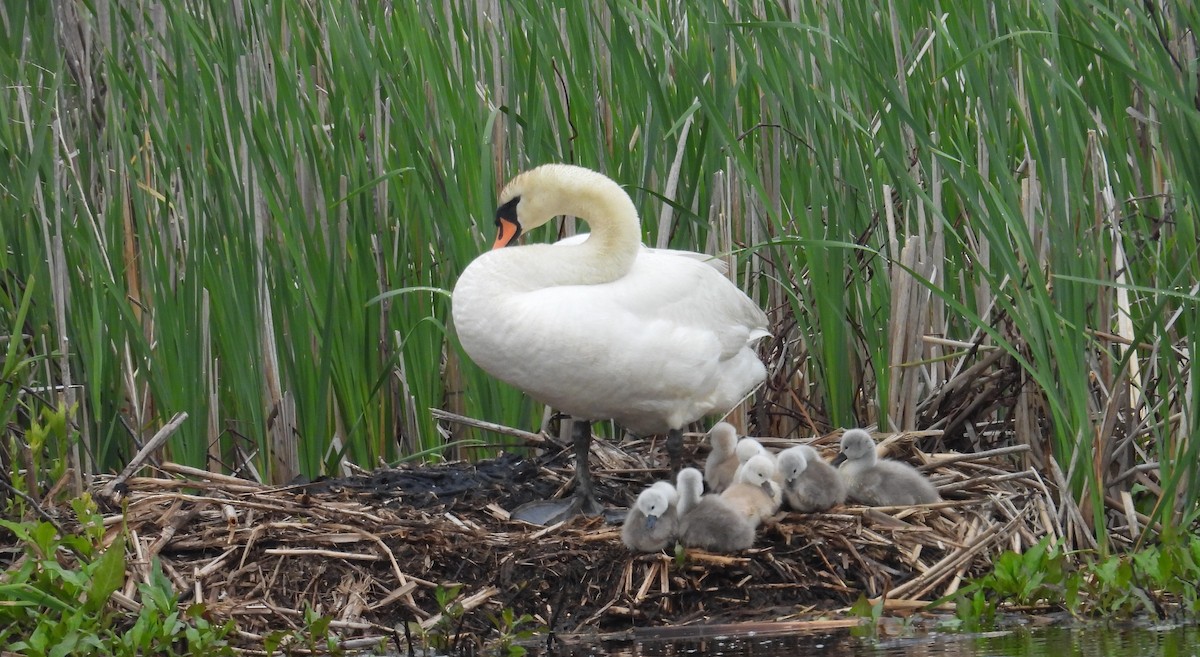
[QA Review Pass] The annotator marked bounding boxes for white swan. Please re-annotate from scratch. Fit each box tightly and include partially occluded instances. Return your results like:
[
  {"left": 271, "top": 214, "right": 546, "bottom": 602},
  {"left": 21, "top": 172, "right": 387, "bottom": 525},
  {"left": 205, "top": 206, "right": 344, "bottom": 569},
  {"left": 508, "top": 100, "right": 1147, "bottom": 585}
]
[
  {"left": 621, "top": 481, "right": 679, "bottom": 552},
  {"left": 776, "top": 444, "right": 846, "bottom": 512},
  {"left": 703, "top": 422, "right": 740, "bottom": 494},
  {"left": 452, "top": 164, "right": 769, "bottom": 518},
  {"left": 832, "top": 429, "right": 940, "bottom": 506},
  {"left": 719, "top": 453, "right": 782, "bottom": 526},
  {"left": 676, "top": 468, "right": 755, "bottom": 552}
]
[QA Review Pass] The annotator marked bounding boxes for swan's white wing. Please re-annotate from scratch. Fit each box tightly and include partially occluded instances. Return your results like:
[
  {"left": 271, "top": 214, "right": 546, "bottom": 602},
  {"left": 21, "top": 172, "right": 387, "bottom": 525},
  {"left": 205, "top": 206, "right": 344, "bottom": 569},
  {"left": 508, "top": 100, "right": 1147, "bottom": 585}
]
[
  {"left": 546, "top": 253, "right": 762, "bottom": 341},
  {"left": 490, "top": 253, "right": 768, "bottom": 432}
]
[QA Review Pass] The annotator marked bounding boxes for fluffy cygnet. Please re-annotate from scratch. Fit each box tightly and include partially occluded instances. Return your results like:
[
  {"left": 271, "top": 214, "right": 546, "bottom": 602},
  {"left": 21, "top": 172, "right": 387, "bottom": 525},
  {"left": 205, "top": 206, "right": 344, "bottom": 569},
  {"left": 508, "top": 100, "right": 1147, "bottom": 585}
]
[
  {"left": 675, "top": 468, "right": 755, "bottom": 552},
  {"left": 731, "top": 437, "right": 774, "bottom": 482},
  {"left": 776, "top": 444, "right": 846, "bottom": 512},
  {"left": 704, "top": 422, "right": 740, "bottom": 493},
  {"left": 720, "top": 453, "right": 782, "bottom": 526},
  {"left": 621, "top": 481, "right": 679, "bottom": 552},
  {"left": 832, "top": 429, "right": 939, "bottom": 506}
]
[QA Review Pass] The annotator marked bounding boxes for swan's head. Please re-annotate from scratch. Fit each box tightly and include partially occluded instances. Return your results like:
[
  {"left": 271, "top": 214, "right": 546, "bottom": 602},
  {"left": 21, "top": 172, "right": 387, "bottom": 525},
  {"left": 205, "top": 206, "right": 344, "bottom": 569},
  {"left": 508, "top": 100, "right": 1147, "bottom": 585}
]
[
  {"left": 832, "top": 429, "right": 876, "bottom": 466},
  {"left": 776, "top": 447, "right": 809, "bottom": 483},
  {"left": 739, "top": 454, "right": 777, "bottom": 494},
  {"left": 492, "top": 164, "right": 624, "bottom": 249},
  {"left": 635, "top": 486, "right": 672, "bottom": 530},
  {"left": 734, "top": 437, "right": 766, "bottom": 464},
  {"left": 708, "top": 422, "right": 738, "bottom": 455}
]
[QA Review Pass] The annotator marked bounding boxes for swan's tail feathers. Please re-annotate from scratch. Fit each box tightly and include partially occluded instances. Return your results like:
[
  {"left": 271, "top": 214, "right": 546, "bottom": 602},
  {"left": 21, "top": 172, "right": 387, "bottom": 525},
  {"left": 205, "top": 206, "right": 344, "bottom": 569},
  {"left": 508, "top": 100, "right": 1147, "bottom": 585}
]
[
  {"left": 696, "top": 255, "right": 730, "bottom": 274},
  {"left": 748, "top": 328, "right": 771, "bottom": 343},
  {"left": 647, "top": 246, "right": 730, "bottom": 274}
]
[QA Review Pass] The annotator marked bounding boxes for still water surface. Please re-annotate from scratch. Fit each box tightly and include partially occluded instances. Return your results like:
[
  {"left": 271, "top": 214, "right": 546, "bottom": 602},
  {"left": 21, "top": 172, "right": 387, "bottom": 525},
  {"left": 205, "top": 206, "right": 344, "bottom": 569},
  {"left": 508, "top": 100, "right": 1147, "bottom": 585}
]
[{"left": 532, "top": 623, "right": 1199, "bottom": 657}]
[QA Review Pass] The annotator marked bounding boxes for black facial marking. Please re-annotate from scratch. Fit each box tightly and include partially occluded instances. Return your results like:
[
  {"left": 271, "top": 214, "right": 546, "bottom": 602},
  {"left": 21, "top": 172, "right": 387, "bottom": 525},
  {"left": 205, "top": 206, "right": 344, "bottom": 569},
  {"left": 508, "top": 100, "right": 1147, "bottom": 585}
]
[{"left": 495, "top": 196, "right": 522, "bottom": 239}]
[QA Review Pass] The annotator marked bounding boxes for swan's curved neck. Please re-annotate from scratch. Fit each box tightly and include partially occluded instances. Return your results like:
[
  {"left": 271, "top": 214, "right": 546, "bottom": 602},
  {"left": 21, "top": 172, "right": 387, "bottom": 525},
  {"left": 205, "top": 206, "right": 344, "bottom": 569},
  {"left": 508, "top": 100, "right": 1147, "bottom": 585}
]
[{"left": 529, "top": 167, "right": 642, "bottom": 284}]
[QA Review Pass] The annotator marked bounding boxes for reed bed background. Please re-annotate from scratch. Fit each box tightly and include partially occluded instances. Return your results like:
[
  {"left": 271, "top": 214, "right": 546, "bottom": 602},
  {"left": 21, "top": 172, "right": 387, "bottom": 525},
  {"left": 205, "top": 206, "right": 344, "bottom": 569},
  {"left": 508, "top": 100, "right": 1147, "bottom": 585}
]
[{"left": 2, "top": 0, "right": 1197, "bottom": 548}]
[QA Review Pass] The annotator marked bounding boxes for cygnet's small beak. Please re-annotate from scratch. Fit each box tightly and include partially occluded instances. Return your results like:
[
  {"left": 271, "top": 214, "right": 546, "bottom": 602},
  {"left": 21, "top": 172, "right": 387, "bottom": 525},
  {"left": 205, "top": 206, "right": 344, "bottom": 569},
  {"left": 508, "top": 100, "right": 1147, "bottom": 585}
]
[
  {"left": 759, "top": 480, "right": 773, "bottom": 495},
  {"left": 644, "top": 514, "right": 659, "bottom": 531},
  {"left": 831, "top": 452, "right": 847, "bottom": 466}
]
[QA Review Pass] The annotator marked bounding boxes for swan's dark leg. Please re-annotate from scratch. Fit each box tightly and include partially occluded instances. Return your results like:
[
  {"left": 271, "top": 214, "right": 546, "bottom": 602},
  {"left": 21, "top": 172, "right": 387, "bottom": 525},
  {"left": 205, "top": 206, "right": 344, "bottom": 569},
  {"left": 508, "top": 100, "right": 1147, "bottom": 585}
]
[
  {"left": 572, "top": 419, "right": 603, "bottom": 516},
  {"left": 667, "top": 427, "right": 683, "bottom": 475},
  {"left": 509, "top": 418, "right": 604, "bottom": 525}
]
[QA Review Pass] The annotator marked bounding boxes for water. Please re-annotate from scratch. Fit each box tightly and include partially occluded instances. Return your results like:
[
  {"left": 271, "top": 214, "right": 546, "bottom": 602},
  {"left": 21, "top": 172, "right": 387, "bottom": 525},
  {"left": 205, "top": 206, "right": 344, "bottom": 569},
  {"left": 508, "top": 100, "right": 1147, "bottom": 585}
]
[{"left": 521, "top": 622, "right": 1200, "bottom": 657}]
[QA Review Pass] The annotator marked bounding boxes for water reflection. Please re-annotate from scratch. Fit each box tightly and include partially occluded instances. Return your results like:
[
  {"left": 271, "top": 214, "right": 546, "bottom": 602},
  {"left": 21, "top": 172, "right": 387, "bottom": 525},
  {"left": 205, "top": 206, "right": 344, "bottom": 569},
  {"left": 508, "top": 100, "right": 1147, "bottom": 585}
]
[
  {"left": 969, "top": 624, "right": 1198, "bottom": 657},
  {"left": 528, "top": 623, "right": 1199, "bottom": 657}
]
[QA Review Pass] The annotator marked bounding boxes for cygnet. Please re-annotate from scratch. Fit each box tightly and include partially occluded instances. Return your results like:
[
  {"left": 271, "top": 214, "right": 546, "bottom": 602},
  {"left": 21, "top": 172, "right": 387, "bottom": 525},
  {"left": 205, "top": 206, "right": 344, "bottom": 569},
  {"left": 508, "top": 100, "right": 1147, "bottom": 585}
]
[
  {"left": 776, "top": 444, "right": 846, "bottom": 512},
  {"left": 621, "top": 481, "right": 679, "bottom": 552},
  {"left": 731, "top": 436, "right": 774, "bottom": 482},
  {"left": 675, "top": 468, "right": 755, "bottom": 552},
  {"left": 719, "top": 453, "right": 782, "bottom": 526},
  {"left": 704, "top": 422, "right": 740, "bottom": 493},
  {"left": 832, "top": 429, "right": 939, "bottom": 506}
]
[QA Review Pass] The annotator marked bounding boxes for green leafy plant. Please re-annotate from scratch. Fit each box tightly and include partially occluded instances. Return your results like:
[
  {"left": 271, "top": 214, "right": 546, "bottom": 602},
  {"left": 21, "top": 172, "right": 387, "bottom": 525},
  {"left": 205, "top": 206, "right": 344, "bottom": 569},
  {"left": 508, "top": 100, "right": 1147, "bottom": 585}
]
[
  {"left": 486, "top": 606, "right": 540, "bottom": 657},
  {"left": 259, "top": 603, "right": 343, "bottom": 656},
  {"left": 848, "top": 593, "right": 884, "bottom": 638},
  {"left": 403, "top": 584, "right": 466, "bottom": 653},
  {"left": 946, "top": 533, "right": 1200, "bottom": 626},
  {"left": 1084, "top": 536, "right": 1200, "bottom": 619},
  {"left": 112, "top": 561, "right": 234, "bottom": 657},
  {"left": 0, "top": 496, "right": 235, "bottom": 656},
  {"left": 302, "top": 604, "right": 341, "bottom": 656},
  {"left": 4, "top": 400, "right": 74, "bottom": 516},
  {"left": 940, "top": 537, "right": 1077, "bottom": 626},
  {"left": 979, "top": 537, "right": 1074, "bottom": 608}
]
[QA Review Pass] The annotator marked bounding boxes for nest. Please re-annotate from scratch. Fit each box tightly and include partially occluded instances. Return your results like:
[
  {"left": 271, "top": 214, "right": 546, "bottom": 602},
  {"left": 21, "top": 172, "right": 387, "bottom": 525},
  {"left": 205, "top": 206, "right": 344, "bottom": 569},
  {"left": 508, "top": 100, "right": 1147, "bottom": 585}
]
[{"left": 85, "top": 430, "right": 1062, "bottom": 650}]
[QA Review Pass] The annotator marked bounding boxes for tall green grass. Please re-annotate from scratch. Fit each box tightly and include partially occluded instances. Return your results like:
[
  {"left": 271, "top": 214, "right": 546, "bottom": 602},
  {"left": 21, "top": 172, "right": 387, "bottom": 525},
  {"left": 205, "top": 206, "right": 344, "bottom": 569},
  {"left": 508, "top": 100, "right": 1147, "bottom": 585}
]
[{"left": 2, "top": 0, "right": 1196, "bottom": 546}]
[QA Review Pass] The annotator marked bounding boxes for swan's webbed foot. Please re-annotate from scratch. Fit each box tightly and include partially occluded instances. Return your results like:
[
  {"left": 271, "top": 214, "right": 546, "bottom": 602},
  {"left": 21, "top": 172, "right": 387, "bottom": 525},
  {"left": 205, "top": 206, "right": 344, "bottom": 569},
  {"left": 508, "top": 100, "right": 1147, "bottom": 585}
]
[
  {"left": 509, "top": 418, "right": 603, "bottom": 525},
  {"left": 510, "top": 497, "right": 579, "bottom": 525}
]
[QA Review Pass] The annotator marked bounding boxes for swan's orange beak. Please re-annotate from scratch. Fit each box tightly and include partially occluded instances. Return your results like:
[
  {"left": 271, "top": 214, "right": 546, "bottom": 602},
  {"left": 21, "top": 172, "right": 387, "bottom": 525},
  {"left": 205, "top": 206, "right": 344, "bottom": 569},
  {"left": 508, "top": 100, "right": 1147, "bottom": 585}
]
[{"left": 492, "top": 217, "right": 521, "bottom": 250}]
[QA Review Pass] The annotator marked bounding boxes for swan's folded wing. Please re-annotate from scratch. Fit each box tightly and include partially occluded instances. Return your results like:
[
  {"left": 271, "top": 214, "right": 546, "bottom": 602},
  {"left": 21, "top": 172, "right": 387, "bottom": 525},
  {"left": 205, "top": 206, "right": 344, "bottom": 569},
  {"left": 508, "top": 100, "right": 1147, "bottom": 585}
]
[{"left": 502, "top": 288, "right": 763, "bottom": 431}]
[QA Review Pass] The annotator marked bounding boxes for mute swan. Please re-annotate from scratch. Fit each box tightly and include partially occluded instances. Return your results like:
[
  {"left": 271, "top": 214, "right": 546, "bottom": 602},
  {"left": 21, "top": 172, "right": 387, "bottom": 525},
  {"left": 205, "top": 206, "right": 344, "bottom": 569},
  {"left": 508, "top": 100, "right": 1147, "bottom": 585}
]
[
  {"left": 832, "top": 429, "right": 939, "bottom": 506},
  {"left": 703, "top": 422, "right": 740, "bottom": 493},
  {"left": 676, "top": 468, "right": 755, "bottom": 552},
  {"left": 719, "top": 453, "right": 782, "bottom": 526},
  {"left": 452, "top": 164, "right": 769, "bottom": 520},
  {"left": 776, "top": 444, "right": 846, "bottom": 512},
  {"left": 621, "top": 481, "right": 679, "bottom": 552}
]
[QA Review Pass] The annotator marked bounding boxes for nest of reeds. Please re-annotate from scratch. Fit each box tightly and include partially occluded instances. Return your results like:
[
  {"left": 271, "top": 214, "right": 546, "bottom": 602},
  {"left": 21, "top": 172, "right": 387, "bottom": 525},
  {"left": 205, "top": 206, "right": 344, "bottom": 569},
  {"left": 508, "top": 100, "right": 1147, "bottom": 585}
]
[{"left": 81, "top": 428, "right": 1067, "bottom": 650}]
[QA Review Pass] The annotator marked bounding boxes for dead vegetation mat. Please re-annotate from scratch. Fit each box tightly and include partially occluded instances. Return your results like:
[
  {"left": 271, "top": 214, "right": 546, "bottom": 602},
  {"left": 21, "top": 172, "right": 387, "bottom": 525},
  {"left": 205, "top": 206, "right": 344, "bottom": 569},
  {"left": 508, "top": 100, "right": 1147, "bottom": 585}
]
[{"left": 83, "top": 431, "right": 1065, "bottom": 649}]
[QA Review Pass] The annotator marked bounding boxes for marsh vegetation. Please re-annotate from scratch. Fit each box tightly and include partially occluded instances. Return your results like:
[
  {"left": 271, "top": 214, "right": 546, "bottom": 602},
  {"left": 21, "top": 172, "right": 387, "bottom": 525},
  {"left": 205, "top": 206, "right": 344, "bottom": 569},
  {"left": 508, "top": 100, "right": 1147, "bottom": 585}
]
[{"left": 2, "top": 0, "right": 1199, "bottom": 652}]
